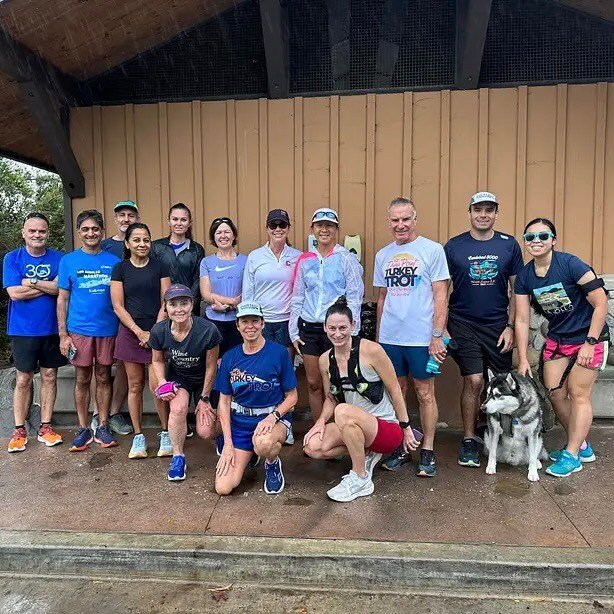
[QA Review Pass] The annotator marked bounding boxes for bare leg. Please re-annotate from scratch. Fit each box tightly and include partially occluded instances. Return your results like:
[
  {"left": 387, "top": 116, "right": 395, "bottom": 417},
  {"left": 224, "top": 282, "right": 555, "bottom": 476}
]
[
  {"left": 94, "top": 364, "right": 112, "bottom": 423},
  {"left": 333, "top": 403, "right": 379, "bottom": 477},
  {"left": 303, "top": 422, "right": 347, "bottom": 460},
  {"left": 74, "top": 366, "right": 93, "bottom": 428},
  {"left": 38, "top": 367, "right": 58, "bottom": 423},
  {"left": 168, "top": 389, "right": 189, "bottom": 455},
  {"left": 543, "top": 358, "right": 572, "bottom": 432},
  {"left": 109, "top": 360, "right": 128, "bottom": 416},
  {"left": 566, "top": 366, "right": 598, "bottom": 456},
  {"left": 148, "top": 363, "right": 169, "bottom": 430},
  {"left": 215, "top": 449, "right": 254, "bottom": 495},
  {"left": 460, "top": 374, "right": 484, "bottom": 438},
  {"left": 13, "top": 370, "right": 33, "bottom": 426},
  {"left": 253, "top": 422, "right": 287, "bottom": 463},
  {"left": 413, "top": 378, "right": 438, "bottom": 450},
  {"left": 303, "top": 353, "right": 324, "bottom": 421},
  {"left": 124, "top": 362, "right": 145, "bottom": 434}
]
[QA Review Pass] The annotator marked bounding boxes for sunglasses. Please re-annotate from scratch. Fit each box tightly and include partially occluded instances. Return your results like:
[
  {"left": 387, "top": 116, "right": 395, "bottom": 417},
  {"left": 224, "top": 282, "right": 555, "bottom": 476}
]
[
  {"left": 267, "top": 221, "right": 289, "bottom": 230},
  {"left": 212, "top": 217, "right": 232, "bottom": 225},
  {"left": 312, "top": 211, "right": 338, "bottom": 223},
  {"left": 523, "top": 231, "right": 554, "bottom": 242}
]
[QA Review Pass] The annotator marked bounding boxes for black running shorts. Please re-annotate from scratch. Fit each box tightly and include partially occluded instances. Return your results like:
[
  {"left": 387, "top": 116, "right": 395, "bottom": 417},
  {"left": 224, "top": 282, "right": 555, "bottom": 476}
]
[
  {"left": 447, "top": 315, "right": 513, "bottom": 376},
  {"left": 298, "top": 318, "right": 332, "bottom": 357},
  {"left": 10, "top": 334, "right": 67, "bottom": 373}
]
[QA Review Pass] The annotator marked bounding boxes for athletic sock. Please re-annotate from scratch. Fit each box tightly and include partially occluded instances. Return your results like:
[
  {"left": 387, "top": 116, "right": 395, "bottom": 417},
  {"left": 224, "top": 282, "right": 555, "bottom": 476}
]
[
  {"left": 14, "top": 424, "right": 25, "bottom": 429},
  {"left": 580, "top": 441, "right": 588, "bottom": 451}
]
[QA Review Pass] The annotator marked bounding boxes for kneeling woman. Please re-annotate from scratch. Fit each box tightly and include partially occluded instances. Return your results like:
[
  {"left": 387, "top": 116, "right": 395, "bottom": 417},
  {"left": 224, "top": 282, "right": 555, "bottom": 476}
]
[
  {"left": 303, "top": 298, "right": 420, "bottom": 502},
  {"left": 214, "top": 301, "right": 298, "bottom": 496},
  {"left": 149, "top": 284, "right": 222, "bottom": 481},
  {"left": 515, "top": 218, "right": 609, "bottom": 478}
]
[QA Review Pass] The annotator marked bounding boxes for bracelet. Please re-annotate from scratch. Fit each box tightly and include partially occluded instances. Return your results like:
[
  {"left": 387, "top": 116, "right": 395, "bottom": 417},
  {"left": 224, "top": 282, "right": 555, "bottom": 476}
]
[{"left": 130, "top": 323, "right": 139, "bottom": 332}]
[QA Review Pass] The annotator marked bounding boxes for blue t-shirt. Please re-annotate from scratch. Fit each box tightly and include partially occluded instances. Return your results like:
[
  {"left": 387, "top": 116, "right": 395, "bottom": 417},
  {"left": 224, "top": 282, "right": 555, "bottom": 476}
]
[
  {"left": 514, "top": 251, "right": 608, "bottom": 344},
  {"left": 58, "top": 249, "right": 120, "bottom": 337},
  {"left": 101, "top": 237, "right": 124, "bottom": 260},
  {"left": 200, "top": 253, "right": 247, "bottom": 322},
  {"left": 2, "top": 247, "right": 63, "bottom": 336},
  {"left": 215, "top": 340, "right": 297, "bottom": 408},
  {"left": 445, "top": 231, "right": 524, "bottom": 326}
]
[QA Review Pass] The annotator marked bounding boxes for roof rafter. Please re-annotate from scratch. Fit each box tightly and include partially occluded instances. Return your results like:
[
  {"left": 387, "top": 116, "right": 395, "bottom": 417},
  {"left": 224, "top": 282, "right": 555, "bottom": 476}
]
[
  {"left": 455, "top": 0, "right": 493, "bottom": 89},
  {"left": 259, "top": 0, "right": 290, "bottom": 99}
]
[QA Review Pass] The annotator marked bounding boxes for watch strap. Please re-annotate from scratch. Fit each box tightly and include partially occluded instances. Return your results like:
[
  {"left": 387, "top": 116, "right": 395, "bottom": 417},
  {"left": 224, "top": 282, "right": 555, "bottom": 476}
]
[{"left": 399, "top": 421, "right": 410, "bottom": 429}]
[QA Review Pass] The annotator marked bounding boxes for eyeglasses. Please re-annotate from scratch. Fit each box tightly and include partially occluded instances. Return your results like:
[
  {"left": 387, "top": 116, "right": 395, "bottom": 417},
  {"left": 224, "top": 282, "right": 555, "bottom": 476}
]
[
  {"left": 312, "top": 211, "right": 338, "bottom": 223},
  {"left": 523, "top": 231, "right": 554, "bottom": 243},
  {"left": 267, "top": 221, "right": 289, "bottom": 230}
]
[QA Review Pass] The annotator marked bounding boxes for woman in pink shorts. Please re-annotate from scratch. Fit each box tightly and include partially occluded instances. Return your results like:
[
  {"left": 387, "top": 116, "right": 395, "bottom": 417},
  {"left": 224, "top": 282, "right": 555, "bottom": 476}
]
[
  {"left": 303, "top": 297, "right": 420, "bottom": 502},
  {"left": 515, "top": 218, "right": 609, "bottom": 478}
]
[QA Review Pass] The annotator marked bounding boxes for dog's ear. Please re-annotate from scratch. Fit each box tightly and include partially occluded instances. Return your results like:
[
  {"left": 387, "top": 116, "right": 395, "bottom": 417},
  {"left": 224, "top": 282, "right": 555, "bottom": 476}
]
[
  {"left": 505, "top": 372, "right": 516, "bottom": 389},
  {"left": 487, "top": 368, "right": 495, "bottom": 381}
]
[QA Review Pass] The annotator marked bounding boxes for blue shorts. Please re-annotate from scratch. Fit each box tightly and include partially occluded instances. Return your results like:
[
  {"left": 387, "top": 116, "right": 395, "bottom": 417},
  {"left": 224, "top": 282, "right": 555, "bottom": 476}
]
[
  {"left": 380, "top": 344, "right": 434, "bottom": 380},
  {"left": 262, "top": 320, "right": 292, "bottom": 347},
  {"left": 229, "top": 411, "right": 292, "bottom": 452}
]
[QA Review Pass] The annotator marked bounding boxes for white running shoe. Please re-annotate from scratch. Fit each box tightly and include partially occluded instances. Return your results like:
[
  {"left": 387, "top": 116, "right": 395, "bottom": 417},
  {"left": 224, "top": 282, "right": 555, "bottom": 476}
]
[
  {"left": 283, "top": 425, "right": 295, "bottom": 446},
  {"left": 364, "top": 451, "right": 383, "bottom": 481},
  {"left": 326, "top": 470, "right": 374, "bottom": 502}
]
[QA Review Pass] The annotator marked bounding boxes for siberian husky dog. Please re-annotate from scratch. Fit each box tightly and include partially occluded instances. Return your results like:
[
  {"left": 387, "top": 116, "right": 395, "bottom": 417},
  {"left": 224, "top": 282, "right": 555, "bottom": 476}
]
[{"left": 481, "top": 369, "right": 549, "bottom": 482}]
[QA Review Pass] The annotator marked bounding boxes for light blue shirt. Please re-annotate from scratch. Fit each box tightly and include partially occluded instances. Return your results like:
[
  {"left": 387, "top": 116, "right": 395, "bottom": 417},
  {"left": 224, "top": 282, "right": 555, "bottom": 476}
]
[{"left": 200, "top": 253, "right": 247, "bottom": 322}]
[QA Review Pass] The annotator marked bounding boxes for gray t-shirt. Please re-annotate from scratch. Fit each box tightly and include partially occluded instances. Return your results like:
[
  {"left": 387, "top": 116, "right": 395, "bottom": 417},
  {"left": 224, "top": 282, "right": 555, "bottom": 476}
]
[{"left": 149, "top": 316, "right": 222, "bottom": 387}]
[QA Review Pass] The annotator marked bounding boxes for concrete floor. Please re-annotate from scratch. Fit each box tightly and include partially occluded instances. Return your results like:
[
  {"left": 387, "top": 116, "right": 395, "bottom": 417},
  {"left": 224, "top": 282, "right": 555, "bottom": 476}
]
[{"left": 1, "top": 422, "right": 613, "bottom": 548}]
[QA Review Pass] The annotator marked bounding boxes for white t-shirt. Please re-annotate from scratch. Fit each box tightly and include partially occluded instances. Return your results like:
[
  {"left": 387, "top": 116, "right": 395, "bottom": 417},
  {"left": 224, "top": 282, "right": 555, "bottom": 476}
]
[{"left": 374, "top": 236, "right": 450, "bottom": 346}]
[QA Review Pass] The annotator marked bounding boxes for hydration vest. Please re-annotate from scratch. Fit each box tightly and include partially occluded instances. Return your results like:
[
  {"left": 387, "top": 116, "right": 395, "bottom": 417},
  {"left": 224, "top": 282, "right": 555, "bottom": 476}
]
[{"left": 328, "top": 337, "right": 385, "bottom": 405}]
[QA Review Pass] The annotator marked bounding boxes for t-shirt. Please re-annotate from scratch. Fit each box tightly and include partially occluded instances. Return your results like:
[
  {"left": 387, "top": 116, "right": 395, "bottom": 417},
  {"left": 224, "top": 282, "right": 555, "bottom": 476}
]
[
  {"left": 445, "top": 231, "right": 524, "bottom": 326},
  {"left": 514, "top": 251, "right": 608, "bottom": 344},
  {"left": 215, "top": 340, "right": 297, "bottom": 408},
  {"left": 374, "top": 237, "right": 450, "bottom": 346},
  {"left": 101, "top": 237, "right": 124, "bottom": 260},
  {"left": 111, "top": 258, "right": 170, "bottom": 331},
  {"left": 2, "top": 247, "right": 63, "bottom": 336},
  {"left": 57, "top": 249, "right": 120, "bottom": 337},
  {"left": 149, "top": 316, "right": 222, "bottom": 387},
  {"left": 200, "top": 253, "right": 247, "bottom": 322}
]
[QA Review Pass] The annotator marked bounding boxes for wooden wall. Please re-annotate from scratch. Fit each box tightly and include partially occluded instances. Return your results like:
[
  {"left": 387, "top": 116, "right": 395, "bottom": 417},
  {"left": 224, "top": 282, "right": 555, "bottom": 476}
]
[{"left": 71, "top": 83, "right": 614, "bottom": 295}]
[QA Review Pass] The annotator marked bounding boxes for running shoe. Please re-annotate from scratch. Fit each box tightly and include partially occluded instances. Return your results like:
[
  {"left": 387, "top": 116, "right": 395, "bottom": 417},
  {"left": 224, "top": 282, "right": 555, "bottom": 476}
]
[
  {"left": 327, "top": 470, "right": 375, "bottom": 502},
  {"left": 157, "top": 431, "right": 173, "bottom": 457},
  {"left": 545, "top": 450, "right": 582, "bottom": 477},
  {"left": 90, "top": 413, "right": 99, "bottom": 433},
  {"left": 108, "top": 413, "right": 134, "bottom": 436},
  {"left": 37, "top": 424, "right": 63, "bottom": 447},
  {"left": 215, "top": 434, "right": 224, "bottom": 457},
  {"left": 94, "top": 424, "right": 118, "bottom": 448},
  {"left": 458, "top": 438, "right": 480, "bottom": 468},
  {"left": 248, "top": 453, "right": 261, "bottom": 469},
  {"left": 8, "top": 427, "right": 27, "bottom": 453},
  {"left": 264, "top": 457, "right": 285, "bottom": 494},
  {"left": 128, "top": 433, "right": 148, "bottom": 459},
  {"left": 364, "top": 451, "right": 383, "bottom": 480},
  {"left": 283, "top": 424, "right": 295, "bottom": 446},
  {"left": 549, "top": 442, "right": 596, "bottom": 463},
  {"left": 417, "top": 449, "right": 436, "bottom": 477},
  {"left": 381, "top": 446, "right": 412, "bottom": 471},
  {"left": 168, "top": 454, "right": 187, "bottom": 481},
  {"left": 70, "top": 426, "right": 93, "bottom": 452},
  {"left": 186, "top": 423, "right": 195, "bottom": 439}
]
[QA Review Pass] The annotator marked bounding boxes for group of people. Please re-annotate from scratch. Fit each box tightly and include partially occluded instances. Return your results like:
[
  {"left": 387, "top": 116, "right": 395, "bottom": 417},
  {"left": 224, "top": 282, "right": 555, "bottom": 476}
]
[{"left": 3, "top": 191, "right": 608, "bottom": 501}]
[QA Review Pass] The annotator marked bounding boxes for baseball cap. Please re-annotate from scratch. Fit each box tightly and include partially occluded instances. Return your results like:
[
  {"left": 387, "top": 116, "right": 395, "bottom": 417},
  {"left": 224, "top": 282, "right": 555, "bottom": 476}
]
[
  {"left": 469, "top": 192, "right": 499, "bottom": 207},
  {"left": 266, "top": 209, "right": 290, "bottom": 225},
  {"left": 311, "top": 207, "right": 339, "bottom": 225},
  {"left": 164, "top": 283, "right": 193, "bottom": 301},
  {"left": 236, "top": 301, "right": 264, "bottom": 318},
  {"left": 114, "top": 200, "right": 139, "bottom": 213}
]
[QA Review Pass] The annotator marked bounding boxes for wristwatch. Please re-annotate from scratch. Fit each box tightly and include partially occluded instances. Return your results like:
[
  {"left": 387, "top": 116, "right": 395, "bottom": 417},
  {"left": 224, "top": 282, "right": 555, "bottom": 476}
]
[
  {"left": 29, "top": 278, "right": 38, "bottom": 286},
  {"left": 273, "top": 410, "right": 282, "bottom": 422},
  {"left": 399, "top": 421, "right": 411, "bottom": 429},
  {"left": 506, "top": 322, "right": 515, "bottom": 330},
  {"left": 199, "top": 394, "right": 210, "bottom": 403},
  {"left": 432, "top": 329, "right": 443, "bottom": 339},
  {"left": 586, "top": 337, "right": 599, "bottom": 346}
]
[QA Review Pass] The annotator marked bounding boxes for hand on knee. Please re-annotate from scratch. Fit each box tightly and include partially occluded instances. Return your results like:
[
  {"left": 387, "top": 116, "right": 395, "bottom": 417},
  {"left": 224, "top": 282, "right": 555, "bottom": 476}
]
[{"left": 196, "top": 422, "right": 216, "bottom": 440}]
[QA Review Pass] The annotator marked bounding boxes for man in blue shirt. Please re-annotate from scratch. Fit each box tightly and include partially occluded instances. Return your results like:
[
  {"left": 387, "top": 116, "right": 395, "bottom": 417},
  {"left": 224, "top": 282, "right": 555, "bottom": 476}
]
[
  {"left": 57, "top": 210, "right": 120, "bottom": 452},
  {"left": 444, "top": 192, "right": 524, "bottom": 468},
  {"left": 3, "top": 213, "right": 66, "bottom": 453}
]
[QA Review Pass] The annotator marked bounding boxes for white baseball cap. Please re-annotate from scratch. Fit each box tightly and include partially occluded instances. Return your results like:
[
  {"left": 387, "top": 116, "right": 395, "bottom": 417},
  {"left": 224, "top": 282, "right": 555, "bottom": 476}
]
[
  {"left": 311, "top": 207, "right": 339, "bottom": 225},
  {"left": 236, "top": 301, "right": 263, "bottom": 319},
  {"left": 469, "top": 191, "right": 499, "bottom": 207}
]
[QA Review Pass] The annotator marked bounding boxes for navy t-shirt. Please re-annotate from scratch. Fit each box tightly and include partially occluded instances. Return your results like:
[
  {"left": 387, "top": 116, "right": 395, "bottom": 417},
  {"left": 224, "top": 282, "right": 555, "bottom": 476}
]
[
  {"left": 445, "top": 231, "right": 524, "bottom": 326},
  {"left": 101, "top": 238, "right": 124, "bottom": 260},
  {"left": 514, "top": 251, "right": 608, "bottom": 344},
  {"left": 215, "top": 340, "right": 297, "bottom": 408}
]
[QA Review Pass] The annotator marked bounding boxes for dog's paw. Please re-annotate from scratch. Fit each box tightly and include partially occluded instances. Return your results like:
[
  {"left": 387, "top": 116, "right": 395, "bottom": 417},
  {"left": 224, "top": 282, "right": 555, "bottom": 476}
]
[
  {"left": 485, "top": 463, "right": 497, "bottom": 475},
  {"left": 537, "top": 460, "right": 542, "bottom": 470},
  {"left": 527, "top": 469, "right": 540, "bottom": 482}
]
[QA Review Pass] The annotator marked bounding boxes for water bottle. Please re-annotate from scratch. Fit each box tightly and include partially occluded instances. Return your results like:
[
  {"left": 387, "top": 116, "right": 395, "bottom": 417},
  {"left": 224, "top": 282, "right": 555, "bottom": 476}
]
[{"left": 425, "top": 336, "right": 451, "bottom": 375}]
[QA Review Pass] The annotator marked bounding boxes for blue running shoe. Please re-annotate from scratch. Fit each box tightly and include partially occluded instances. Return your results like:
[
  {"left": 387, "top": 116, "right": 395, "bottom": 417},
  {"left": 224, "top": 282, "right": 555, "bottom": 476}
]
[
  {"left": 381, "top": 446, "right": 412, "bottom": 471},
  {"left": 417, "top": 449, "right": 436, "bottom": 477},
  {"left": 168, "top": 454, "right": 187, "bottom": 481},
  {"left": 70, "top": 427, "right": 93, "bottom": 452},
  {"left": 157, "top": 431, "right": 173, "bottom": 457},
  {"left": 264, "top": 457, "right": 285, "bottom": 494},
  {"left": 458, "top": 438, "right": 480, "bottom": 467},
  {"left": 94, "top": 424, "right": 118, "bottom": 448},
  {"left": 546, "top": 450, "right": 582, "bottom": 477},
  {"left": 128, "top": 433, "right": 148, "bottom": 459},
  {"left": 215, "top": 435, "right": 224, "bottom": 457},
  {"left": 549, "top": 442, "right": 596, "bottom": 463}
]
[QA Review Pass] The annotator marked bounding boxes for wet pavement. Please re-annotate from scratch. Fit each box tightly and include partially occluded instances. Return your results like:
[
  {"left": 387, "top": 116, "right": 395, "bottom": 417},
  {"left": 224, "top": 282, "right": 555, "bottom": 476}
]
[{"left": 0, "top": 422, "right": 613, "bottom": 548}]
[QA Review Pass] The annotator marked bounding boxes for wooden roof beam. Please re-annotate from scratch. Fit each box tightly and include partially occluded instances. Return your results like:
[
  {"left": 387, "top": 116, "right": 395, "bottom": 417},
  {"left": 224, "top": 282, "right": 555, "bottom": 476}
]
[
  {"left": 259, "top": 0, "right": 290, "bottom": 99},
  {"left": 455, "top": 0, "right": 492, "bottom": 89},
  {"left": 374, "top": 0, "right": 405, "bottom": 88}
]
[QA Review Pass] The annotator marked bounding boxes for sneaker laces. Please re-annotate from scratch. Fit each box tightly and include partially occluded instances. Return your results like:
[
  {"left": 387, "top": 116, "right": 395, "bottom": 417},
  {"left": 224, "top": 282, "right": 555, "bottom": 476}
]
[{"left": 12, "top": 427, "right": 26, "bottom": 439}]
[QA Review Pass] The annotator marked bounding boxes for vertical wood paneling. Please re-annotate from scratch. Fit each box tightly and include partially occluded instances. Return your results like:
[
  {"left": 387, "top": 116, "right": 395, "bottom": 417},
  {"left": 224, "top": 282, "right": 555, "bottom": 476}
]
[{"left": 70, "top": 83, "right": 614, "bottom": 271}]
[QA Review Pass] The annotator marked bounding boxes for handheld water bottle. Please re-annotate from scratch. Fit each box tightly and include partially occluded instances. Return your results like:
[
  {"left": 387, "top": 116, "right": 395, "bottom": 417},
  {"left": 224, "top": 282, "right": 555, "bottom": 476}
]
[{"left": 425, "top": 336, "right": 451, "bottom": 375}]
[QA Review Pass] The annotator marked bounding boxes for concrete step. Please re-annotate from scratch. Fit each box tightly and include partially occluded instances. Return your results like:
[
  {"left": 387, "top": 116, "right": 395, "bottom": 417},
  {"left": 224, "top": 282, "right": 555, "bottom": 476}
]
[
  {"left": 0, "top": 530, "right": 612, "bottom": 598},
  {"left": 593, "top": 364, "right": 614, "bottom": 418}
]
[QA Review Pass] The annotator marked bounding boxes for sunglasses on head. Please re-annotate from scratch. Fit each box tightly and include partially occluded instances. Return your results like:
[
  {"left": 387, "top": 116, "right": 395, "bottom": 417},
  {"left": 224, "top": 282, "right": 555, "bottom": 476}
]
[
  {"left": 523, "top": 231, "right": 554, "bottom": 242},
  {"left": 312, "top": 211, "right": 338, "bottom": 223},
  {"left": 212, "top": 217, "right": 232, "bottom": 225},
  {"left": 267, "top": 221, "right": 289, "bottom": 230}
]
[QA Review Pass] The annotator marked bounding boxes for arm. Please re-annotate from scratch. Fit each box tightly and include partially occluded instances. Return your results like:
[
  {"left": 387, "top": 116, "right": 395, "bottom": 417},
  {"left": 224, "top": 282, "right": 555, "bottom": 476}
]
[
  {"left": 151, "top": 349, "right": 169, "bottom": 389},
  {"left": 20, "top": 278, "right": 58, "bottom": 296},
  {"left": 157, "top": 277, "right": 171, "bottom": 323},
  {"left": 303, "top": 354, "right": 337, "bottom": 446},
  {"left": 6, "top": 285, "right": 44, "bottom": 300},
  {"left": 429, "top": 279, "right": 449, "bottom": 362},
  {"left": 199, "top": 274, "right": 236, "bottom": 309},
  {"left": 56, "top": 288, "right": 75, "bottom": 356},
  {"left": 344, "top": 253, "right": 365, "bottom": 335},
  {"left": 497, "top": 275, "right": 517, "bottom": 353},
  {"left": 216, "top": 393, "right": 235, "bottom": 476},
  {"left": 375, "top": 287, "right": 387, "bottom": 342},
  {"left": 195, "top": 345, "right": 220, "bottom": 427},
  {"left": 514, "top": 293, "right": 532, "bottom": 376},
  {"left": 289, "top": 258, "right": 306, "bottom": 348},
  {"left": 190, "top": 246, "right": 205, "bottom": 302},
  {"left": 241, "top": 256, "right": 255, "bottom": 302},
  {"left": 576, "top": 270, "right": 608, "bottom": 368}
]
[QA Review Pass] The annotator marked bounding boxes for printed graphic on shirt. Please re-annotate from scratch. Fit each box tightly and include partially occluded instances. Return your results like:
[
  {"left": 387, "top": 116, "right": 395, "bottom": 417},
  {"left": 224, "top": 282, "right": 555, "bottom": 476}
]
[
  {"left": 383, "top": 253, "right": 421, "bottom": 295},
  {"left": 229, "top": 368, "right": 279, "bottom": 393},
  {"left": 170, "top": 349, "right": 201, "bottom": 369},
  {"left": 75, "top": 266, "right": 113, "bottom": 293},
  {"left": 24, "top": 263, "right": 52, "bottom": 279},
  {"left": 533, "top": 283, "right": 573, "bottom": 315},
  {"left": 468, "top": 255, "right": 499, "bottom": 284}
]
